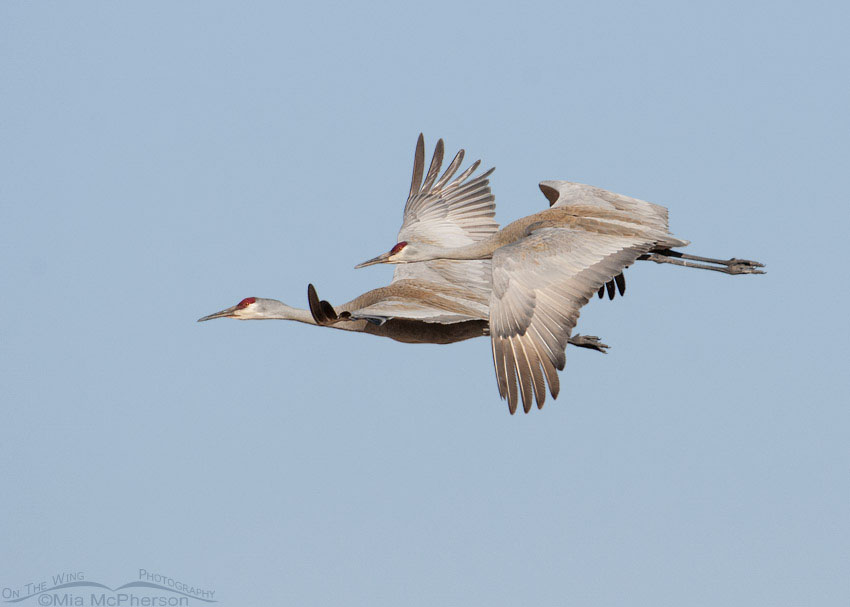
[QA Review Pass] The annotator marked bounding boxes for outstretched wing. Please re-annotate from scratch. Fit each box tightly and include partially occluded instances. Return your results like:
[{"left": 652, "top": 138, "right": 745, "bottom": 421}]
[
  {"left": 309, "top": 281, "right": 489, "bottom": 327},
  {"left": 489, "top": 226, "right": 659, "bottom": 414},
  {"left": 392, "top": 135, "right": 499, "bottom": 295},
  {"left": 537, "top": 181, "right": 690, "bottom": 301},
  {"left": 344, "top": 280, "right": 489, "bottom": 324},
  {"left": 399, "top": 134, "right": 498, "bottom": 247},
  {"left": 538, "top": 180, "right": 688, "bottom": 248}
]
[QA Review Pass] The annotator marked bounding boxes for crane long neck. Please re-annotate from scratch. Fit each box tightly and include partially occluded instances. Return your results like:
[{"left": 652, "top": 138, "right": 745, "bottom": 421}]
[
  {"left": 259, "top": 300, "right": 317, "bottom": 324},
  {"left": 425, "top": 233, "right": 504, "bottom": 261},
  {"left": 261, "top": 300, "right": 364, "bottom": 333}
]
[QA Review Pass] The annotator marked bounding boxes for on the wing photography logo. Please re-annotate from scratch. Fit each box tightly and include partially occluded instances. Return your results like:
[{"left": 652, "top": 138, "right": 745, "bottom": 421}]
[{"left": 2, "top": 570, "right": 216, "bottom": 606}]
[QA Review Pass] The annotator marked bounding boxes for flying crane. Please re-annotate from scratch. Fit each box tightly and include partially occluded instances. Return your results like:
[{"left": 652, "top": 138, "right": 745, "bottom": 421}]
[{"left": 356, "top": 135, "right": 765, "bottom": 413}]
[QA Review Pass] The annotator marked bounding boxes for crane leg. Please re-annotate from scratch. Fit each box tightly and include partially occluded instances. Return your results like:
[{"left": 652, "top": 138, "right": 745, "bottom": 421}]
[
  {"left": 641, "top": 250, "right": 765, "bottom": 275},
  {"left": 568, "top": 334, "right": 609, "bottom": 353}
]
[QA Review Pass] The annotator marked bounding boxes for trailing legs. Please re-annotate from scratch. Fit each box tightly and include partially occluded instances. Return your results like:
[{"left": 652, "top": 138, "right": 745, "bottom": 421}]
[{"left": 640, "top": 249, "right": 765, "bottom": 275}]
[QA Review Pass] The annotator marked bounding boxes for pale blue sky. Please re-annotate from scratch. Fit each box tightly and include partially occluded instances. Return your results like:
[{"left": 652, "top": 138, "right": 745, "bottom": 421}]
[{"left": 1, "top": 1, "right": 847, "bottom": 605}]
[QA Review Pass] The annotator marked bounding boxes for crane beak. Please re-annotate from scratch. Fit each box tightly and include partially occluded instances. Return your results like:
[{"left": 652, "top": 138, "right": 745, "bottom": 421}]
[
  {"left": 197, "top": 304, "right": 240, "bottom": 322},
  {"left": 354, "top": 251, "right": 392, "bottom": 269}
]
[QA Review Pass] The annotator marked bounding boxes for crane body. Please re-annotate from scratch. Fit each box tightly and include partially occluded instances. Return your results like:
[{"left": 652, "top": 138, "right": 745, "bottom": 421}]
[
  {"left": 356, "top": 136, "right": 765, "bottom": 414},
  {"left": 198, "top": 284, "right": 608, "bottom": 349},
  {"left": 200, "top": 133, "right": 762, "bottom": 414},
  {"left": 199, "top": 136, "right": 609, "bottom": 353}
]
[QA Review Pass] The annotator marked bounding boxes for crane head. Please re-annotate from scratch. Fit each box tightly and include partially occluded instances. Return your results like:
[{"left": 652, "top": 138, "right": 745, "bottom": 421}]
[
  {"left": 197, "top": 297, "right": 260, "bottom": 321},
  {"left": 355, "top": 241, "right": 410, "bottom": 268}
]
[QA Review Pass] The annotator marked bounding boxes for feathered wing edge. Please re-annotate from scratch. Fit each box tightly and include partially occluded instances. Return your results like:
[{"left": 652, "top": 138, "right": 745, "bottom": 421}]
[
  {"left": 393, "top": 134, "right": 499, "bottom": 299},
  {"left": 489, "top": 229, "right": 658, "bottom": 414},
  {"left": 398, "top": 134, "right": 498, "bottom": 247},
  {"left": 538, "top": 180, "right": 693, "bottom": 302}
]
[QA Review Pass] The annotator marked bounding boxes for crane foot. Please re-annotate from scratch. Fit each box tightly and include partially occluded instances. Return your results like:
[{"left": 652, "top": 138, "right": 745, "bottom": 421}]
[
  {"left": 725, "top": 258, "right": 765, "bottom": 274},
  {"left": 569, "top": 334, "right": 610, "bottom": 353},
  {"left": 642, "top": 251, "right": 766, "bottom": 275}
]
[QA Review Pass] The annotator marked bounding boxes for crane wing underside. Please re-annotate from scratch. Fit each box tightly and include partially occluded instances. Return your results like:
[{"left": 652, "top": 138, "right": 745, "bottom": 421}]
[
  {"left": 388, "top": 136, "right": 500, "bottom": 300},
  {"left": 309, "top": 280, "right": 489, "bottom": 327},
  {"left": 489, "top": 227, "right": 659, "bottom": 414},
  {"left": 396, "top": 134, "right": 499, "bottom": 252},
  {"left": 349, "top": 284, "right": 489, "bottom": 325},
  {"left": 349, "top": 307, "right": 481, "bottom": 325}
]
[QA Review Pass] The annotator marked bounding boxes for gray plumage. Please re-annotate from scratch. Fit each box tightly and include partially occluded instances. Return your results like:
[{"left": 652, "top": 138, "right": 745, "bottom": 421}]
[
  {"left": 198, "top": 136, "right": 610, "bottom": 356},
  {"left": 357, "top": 137, "right": 765, "bottom": 414}
]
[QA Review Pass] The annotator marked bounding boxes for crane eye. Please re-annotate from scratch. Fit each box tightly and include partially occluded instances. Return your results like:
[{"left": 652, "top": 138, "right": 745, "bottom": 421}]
[
  {"left": 390, "top": 241, "right": 408, "bottom": 255},
  {"left": 237, "top": 297, "right": 256, "bottom": 309}
]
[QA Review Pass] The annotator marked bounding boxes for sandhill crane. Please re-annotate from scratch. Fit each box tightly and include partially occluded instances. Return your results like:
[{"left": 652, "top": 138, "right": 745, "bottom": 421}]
[
  {"left": 198, "top": 136, "right": 608, "bottom": 352},
  {"left": 357, "top": 136, "right": 765, "bottom": 414},
  {"left": 197, "top": 284, "right": 609, "bottom": 350},
  {"left": 196, "top": 285, "right": 489, "bottom": 344}
]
